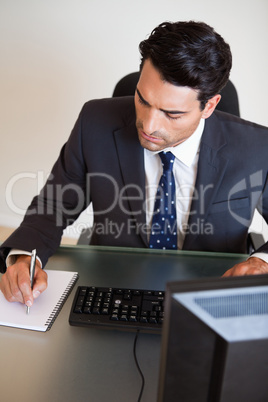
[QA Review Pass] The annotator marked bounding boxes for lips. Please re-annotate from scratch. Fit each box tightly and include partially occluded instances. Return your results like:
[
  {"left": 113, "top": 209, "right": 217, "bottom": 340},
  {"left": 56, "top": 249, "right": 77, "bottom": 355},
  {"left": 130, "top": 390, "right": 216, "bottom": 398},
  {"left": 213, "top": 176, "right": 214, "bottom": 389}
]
[{"left": 140, "top": 130, "right": 162, "bottom": 143}]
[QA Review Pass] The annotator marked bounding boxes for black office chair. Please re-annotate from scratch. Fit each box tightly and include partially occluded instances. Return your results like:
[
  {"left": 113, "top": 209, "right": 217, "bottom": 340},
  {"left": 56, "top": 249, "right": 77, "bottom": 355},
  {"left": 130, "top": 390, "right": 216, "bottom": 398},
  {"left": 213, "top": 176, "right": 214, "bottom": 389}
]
[{"left": 113, "top": 71, "right": 240, "bottom": 116}]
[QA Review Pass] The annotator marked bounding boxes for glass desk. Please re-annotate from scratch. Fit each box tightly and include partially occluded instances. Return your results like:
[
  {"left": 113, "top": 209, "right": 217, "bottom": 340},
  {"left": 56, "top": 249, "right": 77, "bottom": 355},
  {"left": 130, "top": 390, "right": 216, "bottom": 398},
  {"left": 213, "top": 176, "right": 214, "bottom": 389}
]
[{"left": 0, "top": 245, "right": 247, "bottom": 402}]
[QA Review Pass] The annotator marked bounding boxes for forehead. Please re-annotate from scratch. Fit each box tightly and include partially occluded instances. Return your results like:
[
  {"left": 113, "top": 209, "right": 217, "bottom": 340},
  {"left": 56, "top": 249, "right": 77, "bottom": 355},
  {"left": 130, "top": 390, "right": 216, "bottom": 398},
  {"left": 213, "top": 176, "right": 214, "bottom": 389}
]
[{"left": 138, "top": 59, "right": 200, "bottom": 111}]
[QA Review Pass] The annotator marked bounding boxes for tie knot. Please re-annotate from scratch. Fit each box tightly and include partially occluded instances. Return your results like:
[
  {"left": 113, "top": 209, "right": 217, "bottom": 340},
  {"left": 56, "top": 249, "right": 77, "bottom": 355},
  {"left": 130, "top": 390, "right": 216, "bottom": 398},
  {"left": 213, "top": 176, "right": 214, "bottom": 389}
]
[{"left": 159, "top": 151, "right": 175, "bottom": 172}]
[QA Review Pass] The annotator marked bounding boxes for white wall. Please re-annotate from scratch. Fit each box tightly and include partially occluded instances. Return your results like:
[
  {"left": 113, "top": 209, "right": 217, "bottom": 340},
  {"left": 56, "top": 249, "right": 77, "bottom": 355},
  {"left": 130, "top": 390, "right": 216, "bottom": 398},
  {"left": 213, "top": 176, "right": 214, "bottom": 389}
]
[{"left": 1, "top": 0, "right": 268, "bottom": 239}]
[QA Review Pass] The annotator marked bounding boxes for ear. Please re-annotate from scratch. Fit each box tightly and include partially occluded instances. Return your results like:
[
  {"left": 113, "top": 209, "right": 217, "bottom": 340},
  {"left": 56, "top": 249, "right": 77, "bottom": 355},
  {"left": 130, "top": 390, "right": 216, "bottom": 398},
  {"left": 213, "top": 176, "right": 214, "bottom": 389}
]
[{"left": 201, "top": 95, "right": 221, "bottom": 119}]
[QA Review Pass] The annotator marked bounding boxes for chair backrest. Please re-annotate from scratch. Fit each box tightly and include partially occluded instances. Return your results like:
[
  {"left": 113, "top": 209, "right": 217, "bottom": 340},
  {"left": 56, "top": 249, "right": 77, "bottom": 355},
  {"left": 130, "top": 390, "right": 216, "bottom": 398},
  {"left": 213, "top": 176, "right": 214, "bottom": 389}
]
[{"left": 112, "top": 72, "right": 240, "bottom": 117}]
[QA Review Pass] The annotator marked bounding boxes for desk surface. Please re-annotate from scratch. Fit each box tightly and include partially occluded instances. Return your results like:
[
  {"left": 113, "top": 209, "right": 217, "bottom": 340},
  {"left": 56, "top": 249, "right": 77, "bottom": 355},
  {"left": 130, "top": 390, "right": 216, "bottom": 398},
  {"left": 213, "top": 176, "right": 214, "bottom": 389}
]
[{"left": 0, "top": 246, "right": 247, "bottom": 402}]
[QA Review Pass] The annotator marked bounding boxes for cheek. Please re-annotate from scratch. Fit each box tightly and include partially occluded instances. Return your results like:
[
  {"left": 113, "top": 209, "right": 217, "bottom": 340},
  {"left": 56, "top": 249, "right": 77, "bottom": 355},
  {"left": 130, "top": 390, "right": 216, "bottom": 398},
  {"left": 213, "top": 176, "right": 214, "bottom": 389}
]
[
  {"left": 135, "top": 101, "right": 149, "bottom": 120},
  {"left": 169, "top": 119, "right": 187, "bottom": 134},
  {"left": 168, "top": 116, "right": 201, "bottom": 142},
  {"left": 177, "top": 113, "right": 202, "bottom": 131}
]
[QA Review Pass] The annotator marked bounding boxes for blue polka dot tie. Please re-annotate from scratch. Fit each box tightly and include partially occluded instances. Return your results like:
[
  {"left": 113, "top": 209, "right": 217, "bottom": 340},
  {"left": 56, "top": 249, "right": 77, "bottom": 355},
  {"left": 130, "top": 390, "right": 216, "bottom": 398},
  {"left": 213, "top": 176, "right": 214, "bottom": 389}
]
[{"left": 149, "top": 151, "right": 177, "bottom": 250}]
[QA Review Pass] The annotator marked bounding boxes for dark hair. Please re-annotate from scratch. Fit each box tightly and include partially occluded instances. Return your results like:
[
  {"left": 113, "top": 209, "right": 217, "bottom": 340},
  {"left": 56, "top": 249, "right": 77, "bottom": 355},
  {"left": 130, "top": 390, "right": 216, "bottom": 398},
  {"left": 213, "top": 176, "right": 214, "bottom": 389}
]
[{"left": 139, "top": 21, "right": 232, "bottom": 109}]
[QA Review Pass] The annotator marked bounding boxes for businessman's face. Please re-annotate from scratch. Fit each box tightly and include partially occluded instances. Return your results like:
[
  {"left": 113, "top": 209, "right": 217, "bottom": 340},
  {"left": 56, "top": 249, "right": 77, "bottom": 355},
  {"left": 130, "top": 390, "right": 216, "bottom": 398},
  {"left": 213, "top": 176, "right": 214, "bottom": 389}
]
[{"left": 135, "top": 58, "right": 219, "bottom": 152}]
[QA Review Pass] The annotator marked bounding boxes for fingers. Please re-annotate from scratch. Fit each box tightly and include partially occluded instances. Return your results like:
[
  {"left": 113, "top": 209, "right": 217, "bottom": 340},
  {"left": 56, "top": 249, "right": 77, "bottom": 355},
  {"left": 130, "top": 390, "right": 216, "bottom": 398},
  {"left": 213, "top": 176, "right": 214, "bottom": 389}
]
[
  {"left": 222, "top": 263, "right": 248, "bottom": 277},
  {"left": 0, "top": 256, "right": 48, "bottom": 305},
  {"left": 222, "top": 257, "right": 268, "bottom": 277},
  {"left": 21, "top": 265, "right": 44, "bottom": 308},
  {"left": 0, "top": 263, "right": 26, "bottom": 303},
  {"left": 33, "top": 269, "right": 48, "bottom": 299}
]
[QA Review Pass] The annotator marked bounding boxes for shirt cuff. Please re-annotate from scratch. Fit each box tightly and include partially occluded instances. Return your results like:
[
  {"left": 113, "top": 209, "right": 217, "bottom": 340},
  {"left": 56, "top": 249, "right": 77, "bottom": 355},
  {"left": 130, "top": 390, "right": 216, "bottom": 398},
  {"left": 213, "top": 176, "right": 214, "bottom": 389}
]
[
  {"left": 6, "top": 249, "right": 42, "bottom": 268},
  {"left": 248, "top": 252, "right": 268, "bottom": 264}
]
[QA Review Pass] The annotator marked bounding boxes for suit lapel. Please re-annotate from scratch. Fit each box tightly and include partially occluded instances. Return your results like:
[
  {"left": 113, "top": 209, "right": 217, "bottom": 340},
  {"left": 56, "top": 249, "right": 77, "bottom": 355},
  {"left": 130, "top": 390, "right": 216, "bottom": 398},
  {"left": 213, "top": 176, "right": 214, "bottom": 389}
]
[
  {"left": 183, "top": 113, "right": 229, "bottom": 249},
  {"left": 113, "top": 123, "right": 148, "bottom": 246}
]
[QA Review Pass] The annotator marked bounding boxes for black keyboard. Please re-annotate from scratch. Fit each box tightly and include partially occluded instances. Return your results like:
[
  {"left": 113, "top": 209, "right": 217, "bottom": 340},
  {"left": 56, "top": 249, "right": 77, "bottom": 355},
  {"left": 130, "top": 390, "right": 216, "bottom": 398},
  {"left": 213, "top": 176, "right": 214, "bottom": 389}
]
[{"left": 69, "top": 286, "right": 165, "bottom": 333}]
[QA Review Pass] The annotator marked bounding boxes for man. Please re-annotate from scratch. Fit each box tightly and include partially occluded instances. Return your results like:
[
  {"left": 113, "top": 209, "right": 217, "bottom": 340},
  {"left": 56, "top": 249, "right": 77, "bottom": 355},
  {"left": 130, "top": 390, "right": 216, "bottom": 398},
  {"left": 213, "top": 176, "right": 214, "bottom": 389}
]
[{"left": 1, "top": 21, "right": 268, "bottom": 308}]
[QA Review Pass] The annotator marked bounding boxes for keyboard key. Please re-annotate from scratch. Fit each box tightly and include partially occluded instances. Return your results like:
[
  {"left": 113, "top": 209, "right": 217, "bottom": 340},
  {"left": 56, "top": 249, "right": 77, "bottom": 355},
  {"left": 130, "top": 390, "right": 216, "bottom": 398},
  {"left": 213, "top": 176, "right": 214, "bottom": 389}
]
[
  {"left": 144, "top": 291, "right": 153, "bottom": 296},
  {"left": 116, "top": 290, "right": 123, "bottom": 295},
  {"left": 104, "top": 298, "right": 111, "bottom": 304},
  {"left": 154, "top": 291, "right": 164, "bottom": 296},
  {"left": 141, "top": 311, "right": 148, "bottom": 317},
  {"left": 144, "top": 295, "right": 164, "bottom": 301},
  {"left": 79, "top": 288, "right": 87, "bottom": 295},
  {"left": 76, "top": 297, "right": 85, "bottom": 306},
  {"left": 140, "top": 317, "right": 148, "bottom": 323}
]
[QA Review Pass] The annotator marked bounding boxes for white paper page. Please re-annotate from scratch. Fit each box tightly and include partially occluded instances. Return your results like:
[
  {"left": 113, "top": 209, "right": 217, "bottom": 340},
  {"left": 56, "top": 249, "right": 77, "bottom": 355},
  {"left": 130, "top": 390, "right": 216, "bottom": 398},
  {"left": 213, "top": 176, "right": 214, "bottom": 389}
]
[{"left": 0, "top": 270, "right": 78, "bottom": 332}]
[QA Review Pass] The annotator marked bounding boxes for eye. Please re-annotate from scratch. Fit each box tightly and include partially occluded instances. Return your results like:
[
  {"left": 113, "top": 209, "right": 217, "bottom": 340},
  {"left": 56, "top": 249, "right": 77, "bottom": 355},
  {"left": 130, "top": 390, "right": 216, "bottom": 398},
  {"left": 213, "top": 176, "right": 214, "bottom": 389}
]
[
  {"left": 165, "top": 113, "right": 181, "bottom": 121},
  {"left": 137, "top": 95, "right": 148, "bottom": 106},
  {"left": 136, "top": 89, "right": 150, "bottom": 107}
]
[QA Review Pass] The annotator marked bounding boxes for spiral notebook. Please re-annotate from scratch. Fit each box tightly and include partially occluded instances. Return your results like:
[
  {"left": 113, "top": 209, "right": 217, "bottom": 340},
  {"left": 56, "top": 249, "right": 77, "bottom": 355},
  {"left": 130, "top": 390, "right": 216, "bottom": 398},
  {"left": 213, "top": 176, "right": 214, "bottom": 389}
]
[{"left": 0, "top": 270, "right": 78, "bottom": 332}]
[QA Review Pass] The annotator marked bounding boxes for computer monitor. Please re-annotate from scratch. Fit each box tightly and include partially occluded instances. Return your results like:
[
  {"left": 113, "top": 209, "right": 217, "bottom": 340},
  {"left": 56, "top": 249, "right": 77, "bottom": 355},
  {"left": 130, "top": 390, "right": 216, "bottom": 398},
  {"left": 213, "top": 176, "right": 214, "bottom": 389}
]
[{"left": 157, "top": 274, "right": 268, "bottom": 402}]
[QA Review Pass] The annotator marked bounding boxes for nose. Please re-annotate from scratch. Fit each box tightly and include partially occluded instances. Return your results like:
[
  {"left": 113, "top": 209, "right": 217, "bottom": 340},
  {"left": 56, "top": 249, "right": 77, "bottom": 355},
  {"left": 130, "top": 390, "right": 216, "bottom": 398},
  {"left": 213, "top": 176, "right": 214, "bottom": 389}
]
[{"left": 142, "top": 108, "right": 160, "bottom": 135}]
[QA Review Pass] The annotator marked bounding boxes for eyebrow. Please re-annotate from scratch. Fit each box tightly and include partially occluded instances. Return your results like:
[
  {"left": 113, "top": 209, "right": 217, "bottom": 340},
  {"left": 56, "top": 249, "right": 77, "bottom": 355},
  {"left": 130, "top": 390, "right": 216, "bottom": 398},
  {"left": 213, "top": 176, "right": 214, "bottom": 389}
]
[{"left": 136, "top": 87, "right": 187, "bottom": 115}]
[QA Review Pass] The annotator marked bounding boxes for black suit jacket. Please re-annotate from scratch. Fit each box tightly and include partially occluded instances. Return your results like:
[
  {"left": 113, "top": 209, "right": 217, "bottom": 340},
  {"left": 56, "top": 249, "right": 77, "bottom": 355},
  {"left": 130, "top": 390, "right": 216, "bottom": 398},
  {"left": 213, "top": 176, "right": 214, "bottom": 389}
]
[{"left": 1, "top": 96, "right": 268, "bottom": 271}]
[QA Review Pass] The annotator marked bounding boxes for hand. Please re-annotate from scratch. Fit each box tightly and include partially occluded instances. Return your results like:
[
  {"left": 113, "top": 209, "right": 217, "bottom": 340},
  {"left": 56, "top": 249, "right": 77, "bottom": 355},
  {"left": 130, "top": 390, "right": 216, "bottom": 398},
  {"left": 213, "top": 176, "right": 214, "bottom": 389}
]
[
  {"left": 222, "top": 257, "right": 268, "bottom": 277},
  {"left": 0, "top": 255, "right": 48, "bottom": 306}
]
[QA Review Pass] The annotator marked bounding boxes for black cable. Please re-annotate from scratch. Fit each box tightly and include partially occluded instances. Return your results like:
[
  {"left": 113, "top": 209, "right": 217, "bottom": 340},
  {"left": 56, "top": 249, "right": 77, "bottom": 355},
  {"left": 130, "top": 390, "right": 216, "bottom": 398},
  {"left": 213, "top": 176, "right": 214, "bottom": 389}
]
[{"left": 133, "top": 329, "right": 145, "bottom": 402}]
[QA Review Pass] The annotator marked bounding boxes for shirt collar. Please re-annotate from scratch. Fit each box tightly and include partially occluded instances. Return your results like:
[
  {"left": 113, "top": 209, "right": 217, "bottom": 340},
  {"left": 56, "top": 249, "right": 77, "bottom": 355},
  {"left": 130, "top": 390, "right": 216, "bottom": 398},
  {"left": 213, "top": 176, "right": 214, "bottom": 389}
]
[{"left": 145, "top": 118, "right": 205, "bottom": 167}]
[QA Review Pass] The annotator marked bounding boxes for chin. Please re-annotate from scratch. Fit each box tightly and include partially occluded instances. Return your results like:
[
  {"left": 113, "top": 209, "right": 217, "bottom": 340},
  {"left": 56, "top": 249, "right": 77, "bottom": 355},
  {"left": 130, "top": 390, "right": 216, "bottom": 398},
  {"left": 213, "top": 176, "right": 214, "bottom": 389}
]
[{"left": 138, "top": 136, "right": 162, "bottom": 152}]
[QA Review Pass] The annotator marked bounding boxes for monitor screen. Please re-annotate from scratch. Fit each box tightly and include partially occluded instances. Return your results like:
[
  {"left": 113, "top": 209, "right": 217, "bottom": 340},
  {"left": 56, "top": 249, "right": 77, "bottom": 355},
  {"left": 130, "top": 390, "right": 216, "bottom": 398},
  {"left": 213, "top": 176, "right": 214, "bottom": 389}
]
[{"left": 157, "top": 274, "right": 268, "bottom": 402}]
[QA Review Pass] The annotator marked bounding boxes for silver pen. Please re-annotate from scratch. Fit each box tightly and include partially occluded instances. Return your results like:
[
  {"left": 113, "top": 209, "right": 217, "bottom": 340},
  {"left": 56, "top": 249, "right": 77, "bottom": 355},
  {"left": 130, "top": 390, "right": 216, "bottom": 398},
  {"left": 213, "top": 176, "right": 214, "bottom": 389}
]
[{"left": 26, "top": 249, "right": 36, "bottom": 315}]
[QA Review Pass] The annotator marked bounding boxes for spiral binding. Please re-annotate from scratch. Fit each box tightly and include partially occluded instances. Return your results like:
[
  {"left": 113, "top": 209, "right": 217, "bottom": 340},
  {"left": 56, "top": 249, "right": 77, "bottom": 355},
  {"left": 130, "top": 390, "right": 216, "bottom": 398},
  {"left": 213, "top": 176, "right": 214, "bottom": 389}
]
[{"left": 45, "top": 273, "right": 79, "bottom": 331}]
